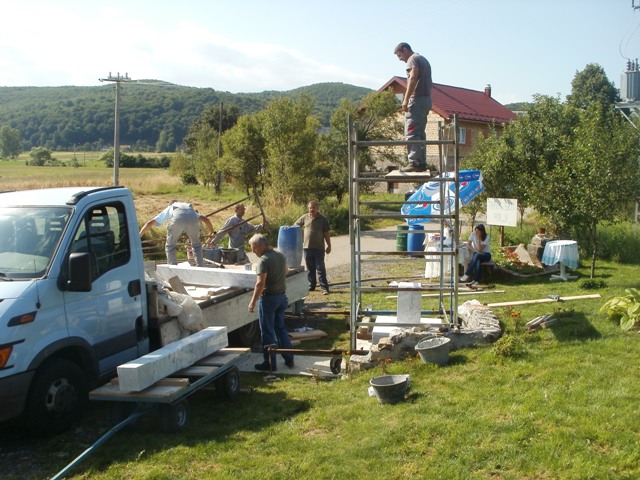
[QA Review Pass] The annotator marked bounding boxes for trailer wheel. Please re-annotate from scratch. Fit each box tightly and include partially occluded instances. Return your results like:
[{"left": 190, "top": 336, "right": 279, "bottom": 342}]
[
  {"left": 25, "top": 359, "right": 88, "bottom": 435},
  {"left": 330, "top": 356, "right": 342, "bottom": 374},
  {"left": 215, "top": 367, "right": 241, "bottom": 400},
  {"left": 160, "top": 400, "right": 189, "bottom": 433}
]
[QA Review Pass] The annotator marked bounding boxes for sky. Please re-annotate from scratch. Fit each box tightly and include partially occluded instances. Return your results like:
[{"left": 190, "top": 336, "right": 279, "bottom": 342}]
[{"left": 0, "top": 0, "right": 638, "bottom": 105}]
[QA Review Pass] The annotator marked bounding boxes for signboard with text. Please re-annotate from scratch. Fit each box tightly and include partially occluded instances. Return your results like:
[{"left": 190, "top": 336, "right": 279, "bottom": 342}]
[{"left": 486, "top": 198, "right": 518, "bottom": 227}]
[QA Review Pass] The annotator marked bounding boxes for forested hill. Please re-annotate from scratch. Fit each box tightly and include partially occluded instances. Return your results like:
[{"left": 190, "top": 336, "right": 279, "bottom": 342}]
[{"left": 0, "top": 82, "right": 372, "bottom": 152}]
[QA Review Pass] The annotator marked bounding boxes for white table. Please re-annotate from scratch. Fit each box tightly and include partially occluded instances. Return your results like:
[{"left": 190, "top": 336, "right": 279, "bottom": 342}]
[
  {"left": 541, "top": 240, "right": 579, "bottom": 281},
  {"left": 424, "top": 243, "right": 469, "bottom": 279}
]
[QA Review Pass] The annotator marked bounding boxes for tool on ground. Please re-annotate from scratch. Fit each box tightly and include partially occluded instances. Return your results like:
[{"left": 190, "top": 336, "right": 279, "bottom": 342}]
[{"left": 266, "top": 347, "right": 369, "bottom": 374}]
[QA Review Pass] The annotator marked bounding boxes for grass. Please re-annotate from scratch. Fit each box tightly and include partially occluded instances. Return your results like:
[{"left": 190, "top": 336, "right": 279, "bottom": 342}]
[
  {"left": 1, "top": 161, "right": 639, "bottom": 479},
  {"left": 1, "top": 258, "right": 638, "bottom": 480}
]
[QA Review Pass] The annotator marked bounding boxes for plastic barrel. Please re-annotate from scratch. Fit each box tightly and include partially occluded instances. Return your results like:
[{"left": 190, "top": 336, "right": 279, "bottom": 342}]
[
  {"left": 277, "top": 226, "right": 303, "bottom": 268},
  {"left": 407, "top": 224, "right": 425, "bottom": 257},
  {"left": 396, "top": 224, "right": 409, "bottom": 252}
]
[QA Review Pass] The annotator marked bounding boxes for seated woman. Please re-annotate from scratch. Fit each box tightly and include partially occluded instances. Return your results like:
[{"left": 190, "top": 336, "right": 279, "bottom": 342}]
[{"left": 460, "top": 224, "right": 491, "bottom": 286}]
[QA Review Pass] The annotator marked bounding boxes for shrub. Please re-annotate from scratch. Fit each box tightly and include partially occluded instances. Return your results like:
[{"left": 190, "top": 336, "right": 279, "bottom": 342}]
[{"left": 599, "top": 288, "right": 640, "bottom": 331}]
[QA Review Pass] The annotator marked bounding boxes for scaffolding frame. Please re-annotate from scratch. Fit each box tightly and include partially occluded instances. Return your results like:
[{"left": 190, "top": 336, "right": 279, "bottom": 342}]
[{"left": 347, "top": 115, "right": 462, "bottom": 350}]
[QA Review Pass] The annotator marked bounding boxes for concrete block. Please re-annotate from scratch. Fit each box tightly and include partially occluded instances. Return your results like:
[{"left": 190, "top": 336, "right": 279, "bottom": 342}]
[
  {"left": 117, "top": 326, "right": 228, "bottom": 392},
  {"left": 371, "top": 315, "right": 442, "bottom": 344}
]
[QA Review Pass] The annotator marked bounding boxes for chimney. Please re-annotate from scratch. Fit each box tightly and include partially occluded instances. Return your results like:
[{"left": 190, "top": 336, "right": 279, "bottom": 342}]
[{"left": 484, "top": 84, "right": 492, "bottom": 98}]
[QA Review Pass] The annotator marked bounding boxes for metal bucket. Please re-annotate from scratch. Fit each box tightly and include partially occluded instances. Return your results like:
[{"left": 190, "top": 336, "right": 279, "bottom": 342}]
[
  {"left": 369, "top": 375, "right": 409, "bottom": 404},
  {"left": 203, "top": 246, "right": 222, "bottom": 263},
  {"left": 220, "top": 248, "right": 238, "bottom": 265},
  {"left": 415, "top": 336, "right": 451, "bottom": 366}
]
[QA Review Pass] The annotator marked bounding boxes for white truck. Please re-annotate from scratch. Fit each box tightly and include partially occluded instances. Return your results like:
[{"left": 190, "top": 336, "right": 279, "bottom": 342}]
[{"left": 0, "top": 186, "right": 306, "bottom": 434}]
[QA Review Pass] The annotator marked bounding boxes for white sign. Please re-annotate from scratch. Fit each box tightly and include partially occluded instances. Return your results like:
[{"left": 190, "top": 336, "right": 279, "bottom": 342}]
[{"left": 486, "top": 198, "right": 518, "bottom": 227}]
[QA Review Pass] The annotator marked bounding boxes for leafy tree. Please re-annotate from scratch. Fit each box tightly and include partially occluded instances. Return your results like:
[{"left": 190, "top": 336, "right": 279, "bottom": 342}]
[
  {"left": 320, "top": 89, "right": 402, "bottom": 202},
  {"left": 544, "top": 104, "right": 640, "bottom": 277},
  {"left": 220, "top": 114, "right": 266, "bottom": 194},
  {"left": 0, "top": 125, "right": 22, "bottom": 158},
  {"left": 260, "top": 94, "right": 320, "bottom": 203},
  {"left": 566, "top": 63, "right": 619, "bottom": 110},
  {"left": 191, "top": 124, "right": 221, "bottom": 190},
  {"left": 27, "top": 146, "right": 52, "bottom": 166}
]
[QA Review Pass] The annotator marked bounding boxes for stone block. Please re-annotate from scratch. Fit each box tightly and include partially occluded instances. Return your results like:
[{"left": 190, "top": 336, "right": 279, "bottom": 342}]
[
  {"left": 117, "top": 326, "right": 228, "bottom": 392},
  {"left": 397, "top": 282, "right": 421, "bottom": 323}
]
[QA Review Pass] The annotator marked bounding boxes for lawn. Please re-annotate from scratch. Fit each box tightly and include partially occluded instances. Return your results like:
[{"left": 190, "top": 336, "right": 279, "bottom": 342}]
[
  {"left": 1, "top": 257, "right": 638, "bottom": 480},
  {"left": 0, "top": 160, "right": 638, "bottom": 479}
]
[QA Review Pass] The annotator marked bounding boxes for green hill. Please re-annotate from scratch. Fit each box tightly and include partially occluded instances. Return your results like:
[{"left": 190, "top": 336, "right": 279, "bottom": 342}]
[{"left": 0, "top": 83, "right": 372, "bottom": 152}]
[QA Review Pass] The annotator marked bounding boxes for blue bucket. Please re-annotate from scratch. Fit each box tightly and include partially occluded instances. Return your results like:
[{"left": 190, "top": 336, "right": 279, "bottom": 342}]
[{"left": 277, "top": 226, "right": 303, "bottom": 268}]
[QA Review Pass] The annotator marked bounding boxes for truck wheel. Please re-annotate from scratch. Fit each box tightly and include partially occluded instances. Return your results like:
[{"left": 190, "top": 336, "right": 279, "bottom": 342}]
[
  {"left": 215, "top": 367, "right": 241, "bottom": 400},
  {"left": 160, "top": 400, "right": 189, "bottom": 433},
  {"left": 25, "top": 359, "right": 88, "bottom": 435}
]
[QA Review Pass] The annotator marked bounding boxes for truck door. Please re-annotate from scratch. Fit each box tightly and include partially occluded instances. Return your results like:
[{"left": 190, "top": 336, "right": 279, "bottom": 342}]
[{"left": 63, "top": 201, "right": 145, "bottom": 376}]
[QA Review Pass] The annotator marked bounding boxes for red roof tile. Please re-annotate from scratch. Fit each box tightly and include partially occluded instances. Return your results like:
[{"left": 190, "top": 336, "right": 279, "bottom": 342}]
[{"left": 379, "top": 76, "right": 517, "bottom": 124}]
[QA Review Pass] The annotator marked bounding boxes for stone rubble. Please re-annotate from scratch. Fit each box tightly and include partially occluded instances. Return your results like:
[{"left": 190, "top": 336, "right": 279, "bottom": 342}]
[{"left": 349, "top": 300, "right": 502, "bottom": 373}]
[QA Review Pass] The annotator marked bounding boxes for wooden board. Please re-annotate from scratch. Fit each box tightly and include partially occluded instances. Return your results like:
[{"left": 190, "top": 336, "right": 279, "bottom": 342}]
[
  {"left": 488, "top": 294, "right": 601, "bottom": 308},
  {"left": 385, "top": 170, "right": 434, "bottom": 181}
]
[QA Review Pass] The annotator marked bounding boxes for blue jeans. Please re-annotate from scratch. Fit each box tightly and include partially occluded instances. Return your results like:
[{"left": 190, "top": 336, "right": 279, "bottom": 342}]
[
  {"left": 304, "top": 248, "right": 329, "bottom": 291},
  {"left": 405, "top": 95, "right": 432, "bottom": 166},
  {"left": 466, "top": 252, "right": 492, "bottom": 283},
  {"left": 258, "top": 293, "right": 294, "bottom": 366}
]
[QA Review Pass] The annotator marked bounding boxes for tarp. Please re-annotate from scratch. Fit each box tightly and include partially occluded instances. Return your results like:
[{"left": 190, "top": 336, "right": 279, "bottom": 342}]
[{"left": 401, "top": 170, "right": 484, "bottom": 225}]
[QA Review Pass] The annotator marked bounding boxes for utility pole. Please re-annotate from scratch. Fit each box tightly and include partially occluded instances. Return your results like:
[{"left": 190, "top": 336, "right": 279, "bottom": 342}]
[{"left": 99, "top": 72, "right": 133, "bottom": 185}]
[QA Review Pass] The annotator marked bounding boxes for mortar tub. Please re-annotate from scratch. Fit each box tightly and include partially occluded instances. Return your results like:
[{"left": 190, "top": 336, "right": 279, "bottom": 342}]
[
  {"left": 203, "top": 246, "right": 222, "bottom": 263},
  {"left": 415, "top": 336, "right": 451, "bottom": 366},
  {"left": 220, "top": 248, "right": 238, "bottom": 264},
  {"left": 369, "top": 374, "right": 409, "bottom": 404}
]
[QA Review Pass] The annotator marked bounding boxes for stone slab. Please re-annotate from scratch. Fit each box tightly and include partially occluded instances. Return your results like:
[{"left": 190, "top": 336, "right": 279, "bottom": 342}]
[
  {"left": 397, "top": 282, "right": 422, "bottom": 323},
  {"left": 117, "top": 326, "right": 228, "bottom": 392},
  {"left": 371, "top": 315, "right": 444, "bottom": 345}
]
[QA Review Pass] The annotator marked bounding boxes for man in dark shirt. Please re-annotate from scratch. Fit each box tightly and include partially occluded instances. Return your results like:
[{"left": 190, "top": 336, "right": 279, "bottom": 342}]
[
  {"left": 295, "top": 201, "right": 332, "bottom": 295},
  {"left": 248, "top": 234, "right": 294, "bottom": 371}
]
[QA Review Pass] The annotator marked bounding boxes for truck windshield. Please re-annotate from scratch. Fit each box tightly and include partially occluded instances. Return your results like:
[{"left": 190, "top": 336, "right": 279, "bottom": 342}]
[{"left": 0, "top": 207, "right": 71, "bottom": 279}]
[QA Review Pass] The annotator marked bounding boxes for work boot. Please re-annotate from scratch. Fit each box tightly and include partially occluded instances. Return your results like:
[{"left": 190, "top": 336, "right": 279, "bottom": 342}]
[{"left": 400, "top": 163, "right": 426, "bottom": 173}]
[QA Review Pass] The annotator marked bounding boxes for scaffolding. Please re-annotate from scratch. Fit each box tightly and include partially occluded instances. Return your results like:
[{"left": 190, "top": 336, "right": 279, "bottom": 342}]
[{"left": 347, "top": 115, "right": 462, "bottom": 350}]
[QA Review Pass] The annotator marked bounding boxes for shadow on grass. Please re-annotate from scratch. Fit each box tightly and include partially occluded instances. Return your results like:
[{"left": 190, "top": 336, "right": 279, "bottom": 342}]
[
  {"left": 3, "top": 386, "right": 311, "bottom": 479},
  {"left": 543, "top": 311, "right": 602, "bottom": 342}
]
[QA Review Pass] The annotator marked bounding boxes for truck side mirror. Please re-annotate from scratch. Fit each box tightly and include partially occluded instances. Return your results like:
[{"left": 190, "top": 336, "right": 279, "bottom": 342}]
[{"left": 66, "top": 252, "right": 93, "bottom": 292}]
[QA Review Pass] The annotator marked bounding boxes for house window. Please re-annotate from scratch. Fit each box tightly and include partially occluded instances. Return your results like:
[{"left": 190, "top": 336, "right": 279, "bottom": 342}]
[{"left": 459, "top": 128, "right": 467, "bottom": 145}]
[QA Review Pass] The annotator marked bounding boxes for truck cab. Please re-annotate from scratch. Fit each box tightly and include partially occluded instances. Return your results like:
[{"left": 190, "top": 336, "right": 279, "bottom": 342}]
[{"left": 0, "top": 186, "right": 148, "bottom": 434}]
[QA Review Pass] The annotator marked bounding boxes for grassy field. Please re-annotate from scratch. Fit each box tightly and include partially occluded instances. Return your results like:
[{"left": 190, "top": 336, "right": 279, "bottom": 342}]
[{"left": 0, "top": 160, "right": 639, "bottom": 479}]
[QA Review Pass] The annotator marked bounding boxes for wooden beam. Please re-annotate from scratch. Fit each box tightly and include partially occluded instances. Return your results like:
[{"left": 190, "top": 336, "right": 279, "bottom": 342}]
[{"left": 487, "top": 294, "right": 600, "bottom": 308}]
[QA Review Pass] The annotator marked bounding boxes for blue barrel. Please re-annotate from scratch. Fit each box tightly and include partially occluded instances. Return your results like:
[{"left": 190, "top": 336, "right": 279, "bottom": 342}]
[
  {"left": 277, "top": 226, "right": 303, "bottom": 267},
  {"left": 407, "top": 224, "right": 425, "bottom": 257}
]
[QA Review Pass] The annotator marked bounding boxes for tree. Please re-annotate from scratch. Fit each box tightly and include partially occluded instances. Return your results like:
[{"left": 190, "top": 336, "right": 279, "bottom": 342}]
[
  {"left": 542, "top": 104, "right": 640, "bottom": 277},
  {"left": 28, "top": 146, "right": 53, "bottom": 166},
  {"left": 566, "top": 63, "right": 619, "bottom": 110},
  {"left": 260, "top": 94, "right": 320, "bottom": 203},
  {"left": 220, "top": 114, "right": 266, "bottom": 194},
  {"left": 319, "top": 89, "right": 401, "bottom": 203},
  {"left": 0, "top": 125, "right": 22, "bottom": 159}
]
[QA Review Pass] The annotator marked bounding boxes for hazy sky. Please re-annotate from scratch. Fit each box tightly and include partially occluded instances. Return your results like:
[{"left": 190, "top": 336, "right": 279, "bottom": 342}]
[{"left": 1, "top": 0, "right": 638, "bottom": 105}]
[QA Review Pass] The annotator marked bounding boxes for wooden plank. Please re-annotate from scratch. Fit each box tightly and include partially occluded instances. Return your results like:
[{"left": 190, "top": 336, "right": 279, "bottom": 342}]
[
  {"left": 289, "top": 329, "right": 328, "bottom": 340},
  {"left": 488, "top": 294, "right": 601, "bottom": 308},
  {"left": 386, "top": 290, "right": 506, "bottom": 299},
  {"left": 117, "top": 326, "right": 228, "bottom": 392},
  {"left": 91, "top": 378, "right": 189, "bottom": 401},
  {"left": 174, "top": 365, "right": 219, "bottom": 377}
]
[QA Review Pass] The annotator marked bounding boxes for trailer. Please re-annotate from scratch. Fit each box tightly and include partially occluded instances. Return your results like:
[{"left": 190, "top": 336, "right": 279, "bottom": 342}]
[{"left": 50, "top": 347, "right": 249, "bottom": 479}]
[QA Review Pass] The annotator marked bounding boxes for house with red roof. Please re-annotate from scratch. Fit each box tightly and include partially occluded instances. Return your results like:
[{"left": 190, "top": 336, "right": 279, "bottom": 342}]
[{"left": 379, "top": 76, "right": 517, "bottom": 167}]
